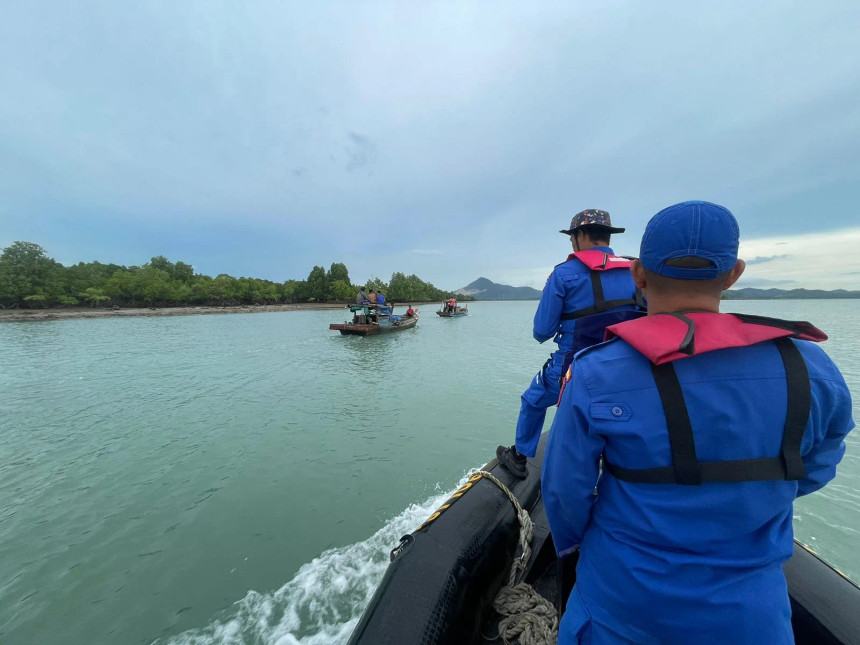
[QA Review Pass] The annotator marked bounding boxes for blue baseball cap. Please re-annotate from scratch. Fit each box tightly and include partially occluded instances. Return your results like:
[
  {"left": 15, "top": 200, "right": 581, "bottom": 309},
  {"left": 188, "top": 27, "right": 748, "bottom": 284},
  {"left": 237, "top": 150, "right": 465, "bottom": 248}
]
[{"left": 639, "top": 201, "right": 739, "bottom": 280}]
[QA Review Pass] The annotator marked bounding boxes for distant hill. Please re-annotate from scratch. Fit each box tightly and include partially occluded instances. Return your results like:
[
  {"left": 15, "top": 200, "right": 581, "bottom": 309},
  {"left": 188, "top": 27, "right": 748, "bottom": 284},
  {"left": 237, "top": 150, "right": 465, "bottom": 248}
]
[
  {"left": 454, "top": 282, "right": 860, "bottom": 302},
  {"left": 455, "top": 277, "right": 542, "bottom": 300},
  {"left": 724, "top": 288, "right": 860, "bottom": 300},
  {"left": 455, "top": 281, "right": 860, "bottom": 302}
]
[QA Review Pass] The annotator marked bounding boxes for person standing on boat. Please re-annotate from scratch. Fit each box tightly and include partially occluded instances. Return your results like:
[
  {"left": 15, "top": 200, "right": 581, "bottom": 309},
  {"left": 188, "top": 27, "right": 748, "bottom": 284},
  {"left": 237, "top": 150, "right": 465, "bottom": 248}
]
[
  {"left": 355, "top": 288, "right": 371, "bottom": 305},
  {"left": 498, "top": 209, "right": 644, "bottom": 478},
  {"left": 543, "top": 201, "right": 854, "bottom": 644}
]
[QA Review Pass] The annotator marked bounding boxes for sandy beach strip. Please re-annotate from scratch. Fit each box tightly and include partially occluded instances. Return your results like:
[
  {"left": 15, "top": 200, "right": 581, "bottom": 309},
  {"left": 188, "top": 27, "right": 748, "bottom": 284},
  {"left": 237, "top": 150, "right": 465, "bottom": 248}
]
[{"left": 0, "top": 303, "right": 351, "bottom": 323}]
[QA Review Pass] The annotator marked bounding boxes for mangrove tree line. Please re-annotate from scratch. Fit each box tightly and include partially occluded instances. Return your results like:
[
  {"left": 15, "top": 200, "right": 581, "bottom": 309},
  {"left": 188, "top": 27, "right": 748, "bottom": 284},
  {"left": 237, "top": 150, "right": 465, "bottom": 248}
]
[{"left": 0, "top": 241, "right": 468, "bottom": 308}]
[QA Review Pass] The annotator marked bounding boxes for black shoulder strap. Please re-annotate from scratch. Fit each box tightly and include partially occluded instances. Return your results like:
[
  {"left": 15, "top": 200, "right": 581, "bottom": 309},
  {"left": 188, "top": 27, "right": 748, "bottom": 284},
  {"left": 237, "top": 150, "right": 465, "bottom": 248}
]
[
  {"left": 650, "top": 362, "right": 701, "bottom": 484},
  {"left": 560, "top": 262, "right": 643, "bottom": 321},
  {"left": 775, "top": 337, "right": 809, "bottom": 480},
  {"left": 604, "top": 338, "right": 810, "bottom": 484}
]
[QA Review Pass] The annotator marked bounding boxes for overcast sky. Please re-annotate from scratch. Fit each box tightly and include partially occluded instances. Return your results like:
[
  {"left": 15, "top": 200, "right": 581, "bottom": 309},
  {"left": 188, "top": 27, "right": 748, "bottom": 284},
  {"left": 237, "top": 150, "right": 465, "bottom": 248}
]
[{"left": 1, "top": 1, "right": 858, "bottom": 290}]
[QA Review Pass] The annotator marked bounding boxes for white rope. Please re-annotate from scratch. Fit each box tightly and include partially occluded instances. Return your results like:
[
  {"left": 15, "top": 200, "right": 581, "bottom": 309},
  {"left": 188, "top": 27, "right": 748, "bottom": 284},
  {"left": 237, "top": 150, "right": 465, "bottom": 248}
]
[
  {"left": 478, "top": 471, "right": 558, "bottom": 645},
  {"left": 493, "top": 584, "right": 559, "bottom": 645}
]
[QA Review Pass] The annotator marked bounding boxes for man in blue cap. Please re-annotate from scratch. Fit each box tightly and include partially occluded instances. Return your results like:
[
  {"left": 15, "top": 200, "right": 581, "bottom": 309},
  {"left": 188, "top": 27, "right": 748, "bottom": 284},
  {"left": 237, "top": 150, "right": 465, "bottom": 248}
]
[
  {"left": 498, "top": 209, "right": 644, "bottom": 478},
  {"left": 543, "top": 200, "right": 854, "bottom": 643}
]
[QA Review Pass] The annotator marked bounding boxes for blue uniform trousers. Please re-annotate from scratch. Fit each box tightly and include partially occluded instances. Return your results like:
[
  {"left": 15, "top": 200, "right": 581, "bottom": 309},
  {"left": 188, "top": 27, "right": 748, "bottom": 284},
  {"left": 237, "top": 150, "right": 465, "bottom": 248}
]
[{"left": 515, "top": 350, "right": 568, "bottom": 457}]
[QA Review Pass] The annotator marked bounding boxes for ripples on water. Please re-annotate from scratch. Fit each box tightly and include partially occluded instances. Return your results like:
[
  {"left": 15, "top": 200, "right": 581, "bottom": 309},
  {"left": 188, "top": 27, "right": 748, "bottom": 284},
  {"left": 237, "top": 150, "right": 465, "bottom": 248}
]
[
  {"left": 161, "top": 475, "right": 473, "bottom": 645},
  {"left": 0, "top": 301, "right": 857, "bottom": 644}
]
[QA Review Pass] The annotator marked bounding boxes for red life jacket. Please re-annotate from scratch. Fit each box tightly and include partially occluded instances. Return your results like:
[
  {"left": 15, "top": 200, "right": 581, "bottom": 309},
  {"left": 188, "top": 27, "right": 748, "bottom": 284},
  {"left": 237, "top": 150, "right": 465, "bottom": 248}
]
[
  {"left": 559, "top": 251, "right": 643, "bottom": 322},
  {"left": 605, "top": 312, "right": 827, "bottom": 365},
  {"left": 559, "top": 312, "right": 827, "bottom": 485},
  {"left": 566, "top": 249, "right": 633, "bottom": 271},
  {"left": 596, "top": 313, "right": 827, "bottom": 485}
]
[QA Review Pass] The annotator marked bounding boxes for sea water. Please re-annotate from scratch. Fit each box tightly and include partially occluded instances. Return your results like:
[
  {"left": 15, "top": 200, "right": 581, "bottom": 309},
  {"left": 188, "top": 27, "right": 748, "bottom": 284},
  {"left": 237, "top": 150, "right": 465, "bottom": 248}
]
[{"left": 0, "top": 300, "right": 857, "bottom": 644}]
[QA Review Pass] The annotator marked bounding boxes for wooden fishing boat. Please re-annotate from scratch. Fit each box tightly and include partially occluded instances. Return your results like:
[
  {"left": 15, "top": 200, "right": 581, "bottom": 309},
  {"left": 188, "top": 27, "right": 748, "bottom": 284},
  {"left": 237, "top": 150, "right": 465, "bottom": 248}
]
[
  {"left": 348, "top": 434, "right": 860, "bottom": 644},
  {"left": 330, "top": 305, "right": 418, "bottom": 336}
]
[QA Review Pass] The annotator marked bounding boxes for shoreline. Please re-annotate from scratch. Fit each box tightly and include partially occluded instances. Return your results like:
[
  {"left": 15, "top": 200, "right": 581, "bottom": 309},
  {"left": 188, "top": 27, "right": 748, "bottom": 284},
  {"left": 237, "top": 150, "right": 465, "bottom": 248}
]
[{"left": 0, "top": 303, "right": 351, "bottom": 323}]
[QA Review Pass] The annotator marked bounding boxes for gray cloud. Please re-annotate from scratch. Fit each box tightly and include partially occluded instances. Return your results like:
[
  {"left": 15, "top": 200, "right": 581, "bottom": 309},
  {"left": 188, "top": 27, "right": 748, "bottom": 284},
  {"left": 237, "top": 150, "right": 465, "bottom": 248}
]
[
  {"left": 746, "top": 254, "right": 791, "bottom": 265},
  {"left": 736, "top": 277, "right": 797, "bottom": 287},
  {"left": 344, "top": 132, "right": 376, "bottom": 172},
  {"left": 0, "top": 2, "right": 858, "bottom": 289}
]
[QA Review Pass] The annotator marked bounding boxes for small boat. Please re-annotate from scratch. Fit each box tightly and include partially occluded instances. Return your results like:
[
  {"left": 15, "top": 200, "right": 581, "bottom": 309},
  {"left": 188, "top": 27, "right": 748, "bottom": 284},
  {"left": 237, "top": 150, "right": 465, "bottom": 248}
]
[
  {"left": 330, "top": 304, "right": 418, "bottom": 336},
  {"left": 347, "top": 434, "right": 860, "bottom": 644},
  {"left": 437, "top": 304, "right": 469, "bottom": 317},
  {"left": 437, "top": 298, "right": 468, "bottom": 317}
]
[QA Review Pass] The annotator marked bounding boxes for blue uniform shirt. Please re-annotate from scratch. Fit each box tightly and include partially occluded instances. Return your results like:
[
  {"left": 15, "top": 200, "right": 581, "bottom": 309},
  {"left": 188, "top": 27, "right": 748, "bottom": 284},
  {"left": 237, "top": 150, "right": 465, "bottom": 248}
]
[
  {"left": 543, "top": 336, "right": 854, "bottom": 643},
  {"left": 533, "top": 246, "right": 640, "bottom": 354}
]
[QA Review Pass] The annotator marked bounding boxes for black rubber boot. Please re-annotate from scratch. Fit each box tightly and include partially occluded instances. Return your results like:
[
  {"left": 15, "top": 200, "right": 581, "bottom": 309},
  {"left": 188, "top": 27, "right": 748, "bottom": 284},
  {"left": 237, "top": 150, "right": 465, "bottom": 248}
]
[{"left": 496, "top": 445, "right": 528, "bottom": 480}]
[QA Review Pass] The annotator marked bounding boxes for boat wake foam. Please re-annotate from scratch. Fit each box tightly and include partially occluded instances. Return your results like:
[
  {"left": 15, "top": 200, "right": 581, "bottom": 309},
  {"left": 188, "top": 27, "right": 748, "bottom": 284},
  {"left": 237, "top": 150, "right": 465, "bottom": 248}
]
[{"left": 163, "top": 474, "right": 472, "bottom": 645}]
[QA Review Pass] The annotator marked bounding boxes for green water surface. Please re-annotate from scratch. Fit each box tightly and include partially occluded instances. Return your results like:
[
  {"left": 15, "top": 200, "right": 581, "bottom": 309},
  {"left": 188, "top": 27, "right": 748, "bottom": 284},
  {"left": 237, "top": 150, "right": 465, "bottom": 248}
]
[{"left": 0, "top": 300, "right": 857, "bottom": 644}]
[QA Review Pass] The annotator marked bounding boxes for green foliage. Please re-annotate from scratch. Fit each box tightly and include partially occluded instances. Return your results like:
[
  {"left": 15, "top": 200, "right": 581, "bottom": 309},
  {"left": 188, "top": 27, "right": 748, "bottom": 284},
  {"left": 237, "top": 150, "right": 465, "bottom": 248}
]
[
  {"left": 305, "top": 266, "right": 328, "bottom": 301},
  {"left": 326, "top": 262, "right": 350, "bottom": 285},
  {"left": 210, "top": 274, "right": 241, "bottom": 303},
  {"left": 105, "top": 268, "right": 141, "bottom": 303},
  {"left": 65, "top": 261, "right": 125, "bottom": 296},
  {"left": 23, "top": 293, "right": 47, "bottom": 307},
  {"left": 80, "top": 287, "right": 110, "bottom": 307},
  {"left": 0, "top": 240, "right": 467, "bottom": 308},
  {"left": 190, "top": 275, "right": 213, "bottom": 302},
  {"left": 365, "top": 276, "right": 389, "bottom": 293},
  {"left": 174, "top": 261, "right": 194, "bottom": 282},
  {"left": 146, "top": 256, "right": 195, "bottom": 285},
  {"left": 327, "top": 280, "right": 354, "bottom": 301},
  {"left": 149, "top": 256, "right": 173, "bottom": 274},
  {"left": 0, "top": 241, "right": 64, "bottom": 307},
  {"left": 138, "top": 267, "right": 174, "bottom": 304},
  {"left": 387, "top": 272, "right": 461, "bottom": 303},
  {"left": 282, "top": 279, "right": 302, "bottom": 302}
]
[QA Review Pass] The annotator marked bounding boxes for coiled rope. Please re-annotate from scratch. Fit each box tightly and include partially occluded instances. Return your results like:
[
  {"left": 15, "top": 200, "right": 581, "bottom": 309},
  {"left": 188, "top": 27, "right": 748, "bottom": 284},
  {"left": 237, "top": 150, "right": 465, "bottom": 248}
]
[{"left": 478, "top": 470, "right": 559, "bottom": 645}]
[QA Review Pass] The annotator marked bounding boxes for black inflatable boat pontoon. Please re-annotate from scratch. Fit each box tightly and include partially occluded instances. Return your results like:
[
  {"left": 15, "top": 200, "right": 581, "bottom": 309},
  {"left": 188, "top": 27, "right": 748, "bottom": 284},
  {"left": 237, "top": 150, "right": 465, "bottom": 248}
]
[{"left": 348, "top": 435, "right": 860, "bottom": 645}]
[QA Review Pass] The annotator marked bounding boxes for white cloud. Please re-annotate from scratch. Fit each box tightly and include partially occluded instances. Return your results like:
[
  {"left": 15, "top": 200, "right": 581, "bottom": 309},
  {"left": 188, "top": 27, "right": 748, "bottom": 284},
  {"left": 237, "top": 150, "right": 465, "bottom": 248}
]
[
  {"left": 1, "top": 2, "right": 859, "bottom": 288},
  {"left": 737, "top": 227, "right": 860, "bottom": 290},
  {"left": 490, "top": 227, "right": 860, "bottom": 292}
]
